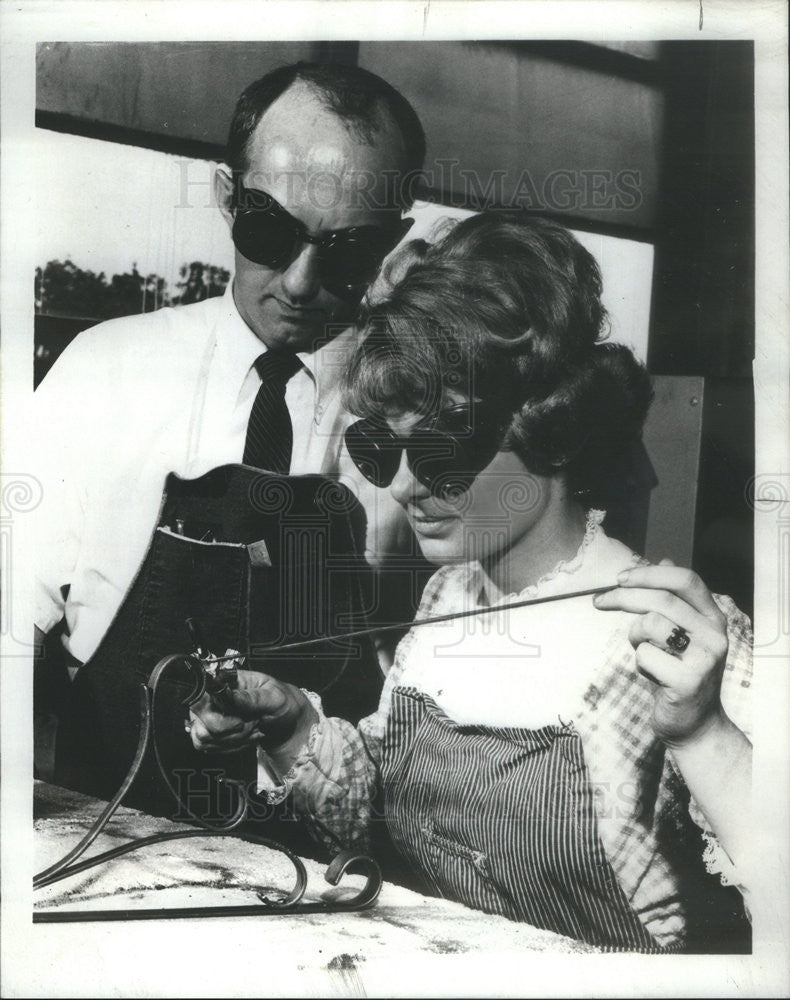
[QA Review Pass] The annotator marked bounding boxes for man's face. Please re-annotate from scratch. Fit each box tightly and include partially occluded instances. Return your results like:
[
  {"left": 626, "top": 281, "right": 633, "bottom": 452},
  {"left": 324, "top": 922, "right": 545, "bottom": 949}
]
[{"left": 217, "top": 82, "right": 408, "bottom": 352}]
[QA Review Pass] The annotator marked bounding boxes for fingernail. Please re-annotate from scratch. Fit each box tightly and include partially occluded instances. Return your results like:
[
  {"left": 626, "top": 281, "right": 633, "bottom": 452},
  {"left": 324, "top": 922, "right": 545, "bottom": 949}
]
[
  {"left": 592, "top": 593, "right": 603, "bottom": 606},
  {"left": 617, "top": 571, "right": 631, "bottom": 584}
]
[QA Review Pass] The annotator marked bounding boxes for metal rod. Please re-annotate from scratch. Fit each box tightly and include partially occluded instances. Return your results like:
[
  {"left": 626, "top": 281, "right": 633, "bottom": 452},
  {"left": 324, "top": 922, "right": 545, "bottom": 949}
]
[
  {"left": 34, "top": 900, "right": 377, "bottom": 923},
  {"left": 205, "top": 584, "right": 615, "bottom": 662}
]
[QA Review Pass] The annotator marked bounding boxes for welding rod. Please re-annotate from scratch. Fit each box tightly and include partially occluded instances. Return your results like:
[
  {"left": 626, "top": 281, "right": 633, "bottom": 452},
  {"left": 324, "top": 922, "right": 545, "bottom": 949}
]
[{"left": 204, "top": 584, "right": 615, "bottom": 662}]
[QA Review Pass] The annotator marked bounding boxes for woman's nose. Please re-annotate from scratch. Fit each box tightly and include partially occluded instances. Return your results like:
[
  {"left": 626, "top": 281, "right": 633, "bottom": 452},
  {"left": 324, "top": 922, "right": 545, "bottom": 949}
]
[
  {"left": 280, "top": 242, "right": 322, "bottom": 303},
  {"left": 390, "top": 450, "right": 430, "bottom": 506}
]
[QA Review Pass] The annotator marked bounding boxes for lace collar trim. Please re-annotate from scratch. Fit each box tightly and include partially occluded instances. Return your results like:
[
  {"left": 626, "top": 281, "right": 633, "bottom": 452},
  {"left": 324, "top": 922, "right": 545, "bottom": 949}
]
[{"left": 471, "top": 508, "right": 607, "bottom": 607}]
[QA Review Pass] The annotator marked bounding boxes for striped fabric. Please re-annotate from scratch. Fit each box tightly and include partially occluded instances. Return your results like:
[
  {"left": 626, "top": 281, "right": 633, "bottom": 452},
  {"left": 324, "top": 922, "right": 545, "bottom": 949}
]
[{"left": 381, "top": 687, "right": 660, "bottom": 950}]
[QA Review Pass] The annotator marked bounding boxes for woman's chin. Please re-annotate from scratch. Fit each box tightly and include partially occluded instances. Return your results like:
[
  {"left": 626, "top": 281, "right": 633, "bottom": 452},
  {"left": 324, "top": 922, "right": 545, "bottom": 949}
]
[
  {"left": 414, "top": 533, "right": 468, "bottom": 566},
  {"left": 408, "top": 515, "right": 461, "bottom": 564},
  {"left": 419, "top": 544, "right": 467, "bottom": 566},
  {"left": 416, "top": 529, "right": 509, "bottom": 569}
]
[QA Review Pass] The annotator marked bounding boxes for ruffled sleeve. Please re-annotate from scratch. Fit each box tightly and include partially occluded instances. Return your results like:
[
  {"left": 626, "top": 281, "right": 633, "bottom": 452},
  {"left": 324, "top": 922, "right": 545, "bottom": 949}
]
[{"left": 678, "top": 594, "right": 753, "bottom": 894}]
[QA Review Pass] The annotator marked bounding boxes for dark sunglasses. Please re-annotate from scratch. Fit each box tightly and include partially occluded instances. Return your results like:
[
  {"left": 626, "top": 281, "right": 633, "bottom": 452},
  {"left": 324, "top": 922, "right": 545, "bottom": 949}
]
[
  {"left": 344, "top": 404, "right": 507, "bottom": 500},
  {"left": 231, "top": 185, "right": 412, "bottom": 302}
]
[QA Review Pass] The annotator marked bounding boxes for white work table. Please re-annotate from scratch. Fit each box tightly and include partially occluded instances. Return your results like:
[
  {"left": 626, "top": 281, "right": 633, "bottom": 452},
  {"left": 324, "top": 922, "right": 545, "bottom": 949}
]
[{"left": 29, "top": 780, "right": 596, "bottom": 996}]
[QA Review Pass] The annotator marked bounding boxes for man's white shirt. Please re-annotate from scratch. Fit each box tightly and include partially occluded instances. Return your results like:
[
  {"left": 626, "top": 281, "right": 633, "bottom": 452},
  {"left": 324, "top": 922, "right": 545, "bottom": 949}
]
[{"left": 34, "top": 284, "right": 408, "bottom": 663}]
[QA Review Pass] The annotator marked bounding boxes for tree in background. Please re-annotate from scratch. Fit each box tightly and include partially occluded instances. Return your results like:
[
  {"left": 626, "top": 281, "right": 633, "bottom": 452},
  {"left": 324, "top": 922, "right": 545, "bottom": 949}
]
[
  {"left": 172, "top": 262, "right": 231, "bottom": 305},
  {"left": 35, "top": 259, "right": 233, "bottom": 385},
  {"left": 36, "top": 260, "right": 112, "bottom": 319},
  {"left": 143, "top": 273, "right": 169, "bottom": 313},
  {"left": 36, "top": 259, "right": 229, "bottom": 319},
  {"left": 106, "top": 266, "right": 149, "bottom": 317}
]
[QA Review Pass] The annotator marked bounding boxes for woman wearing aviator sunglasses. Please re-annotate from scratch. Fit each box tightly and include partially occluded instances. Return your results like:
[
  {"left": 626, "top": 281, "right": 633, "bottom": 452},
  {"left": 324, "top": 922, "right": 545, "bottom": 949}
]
[{"left": 189, "top": 212, "right": 752, "bottom": 952}]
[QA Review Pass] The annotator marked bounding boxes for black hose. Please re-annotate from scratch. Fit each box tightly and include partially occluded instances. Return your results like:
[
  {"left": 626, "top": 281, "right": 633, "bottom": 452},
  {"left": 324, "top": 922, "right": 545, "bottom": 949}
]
[{"left": 33, "top": 685, "right": 152, "bottom": 889}]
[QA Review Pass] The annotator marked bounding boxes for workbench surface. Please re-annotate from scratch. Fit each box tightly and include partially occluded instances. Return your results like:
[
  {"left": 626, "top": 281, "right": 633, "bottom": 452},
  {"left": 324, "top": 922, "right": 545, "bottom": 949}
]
[{"left": 31, "top": 780, "right": 594, "bottom": 995}]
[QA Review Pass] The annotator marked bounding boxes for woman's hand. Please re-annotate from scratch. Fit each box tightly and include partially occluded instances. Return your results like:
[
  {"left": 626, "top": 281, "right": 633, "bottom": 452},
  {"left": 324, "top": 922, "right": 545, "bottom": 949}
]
[
  {"left": 187, "top": 669, "right": 317, "bottom": 763},
  {"left": 593, "top": 559, "right": 729, "bottom": 747}
]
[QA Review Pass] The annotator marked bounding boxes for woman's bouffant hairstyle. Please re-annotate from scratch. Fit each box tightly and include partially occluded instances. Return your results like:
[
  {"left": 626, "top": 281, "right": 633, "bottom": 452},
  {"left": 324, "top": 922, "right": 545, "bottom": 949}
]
[{"left": 344, "top": 211, "right": 653, "bottom": 499}]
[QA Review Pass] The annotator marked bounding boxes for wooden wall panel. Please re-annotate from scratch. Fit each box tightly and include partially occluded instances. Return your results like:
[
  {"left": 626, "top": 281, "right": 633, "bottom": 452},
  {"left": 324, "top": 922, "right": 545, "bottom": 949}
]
[
  {"left": 643, "top": 376, "right": 705, "bottom": 567},
  {"left": 358, "top": 41, "right": 662, "bottom": 231},
  {"left": 36, "top": 41, "right": 318, "bottom": 148}
]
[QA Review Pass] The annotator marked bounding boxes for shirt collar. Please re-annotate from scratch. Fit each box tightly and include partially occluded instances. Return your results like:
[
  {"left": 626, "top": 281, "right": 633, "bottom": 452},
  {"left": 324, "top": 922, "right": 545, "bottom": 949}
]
[{"left": 215, "top": 281, "right": 360, "bottom": 406}]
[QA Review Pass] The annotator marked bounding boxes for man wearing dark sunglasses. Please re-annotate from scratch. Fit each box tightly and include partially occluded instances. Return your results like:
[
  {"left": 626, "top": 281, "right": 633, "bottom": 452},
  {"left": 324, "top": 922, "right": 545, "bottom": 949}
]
[
  {"left": 34, "top": 62, "right": 427, "bottom": 788},
  {"left": 214, "top": 62, "right": 423, "bottom": 354}
]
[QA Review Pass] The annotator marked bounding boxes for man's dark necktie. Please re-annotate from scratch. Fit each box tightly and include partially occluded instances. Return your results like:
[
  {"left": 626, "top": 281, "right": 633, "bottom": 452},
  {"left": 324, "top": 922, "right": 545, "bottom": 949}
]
[{"left": 242, "top": 350, "right": 303, "bottom": 473}]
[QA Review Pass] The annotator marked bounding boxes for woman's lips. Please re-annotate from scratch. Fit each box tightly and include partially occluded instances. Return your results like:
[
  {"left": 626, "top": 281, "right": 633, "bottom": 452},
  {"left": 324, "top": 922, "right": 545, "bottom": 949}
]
[{"left": 409, "top": 509, "right": 460, "bottom": 537}]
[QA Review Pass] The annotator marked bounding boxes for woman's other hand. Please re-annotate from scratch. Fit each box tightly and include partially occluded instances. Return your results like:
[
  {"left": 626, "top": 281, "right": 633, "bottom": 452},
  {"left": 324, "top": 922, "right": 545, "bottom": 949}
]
[
  {"left": 187, "top": 670, "right": 318, "bottom": 766},
  {"left": 592, "top": 559, "right": 729, "bottom": 747},
  {"left": 593, "top": 559, "right": 752, "bottom": 882}
]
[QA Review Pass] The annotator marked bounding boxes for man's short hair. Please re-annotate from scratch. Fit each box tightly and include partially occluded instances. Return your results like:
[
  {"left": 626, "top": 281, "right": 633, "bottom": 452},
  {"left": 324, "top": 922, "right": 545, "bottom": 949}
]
[{"left": 226, "top": 62, "right": 426, "bottom": 205}]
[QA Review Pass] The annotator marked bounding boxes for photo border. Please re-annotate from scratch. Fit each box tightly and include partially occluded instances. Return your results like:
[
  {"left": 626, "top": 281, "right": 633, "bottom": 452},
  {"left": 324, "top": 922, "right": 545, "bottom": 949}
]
[{"left": 2, "top": 2, "right": 788, "bottom": 996}]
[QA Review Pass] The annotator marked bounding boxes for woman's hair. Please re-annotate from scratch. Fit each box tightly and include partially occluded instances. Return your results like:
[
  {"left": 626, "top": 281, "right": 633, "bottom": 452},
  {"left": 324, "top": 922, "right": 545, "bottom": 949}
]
[{"left": 344, "top": 211, "right": 653, "bottom": 498}]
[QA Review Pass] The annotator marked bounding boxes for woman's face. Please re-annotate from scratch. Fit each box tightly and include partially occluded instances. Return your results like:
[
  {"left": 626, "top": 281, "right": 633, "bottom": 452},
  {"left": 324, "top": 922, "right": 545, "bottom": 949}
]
[{"left": 387, "top": 410, "right": 555, "bottom": 567}]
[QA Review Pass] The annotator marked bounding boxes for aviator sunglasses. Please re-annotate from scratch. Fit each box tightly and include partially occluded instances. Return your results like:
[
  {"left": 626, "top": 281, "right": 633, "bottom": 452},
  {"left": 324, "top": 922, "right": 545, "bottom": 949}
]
[
  {"left": 344, "top": 403, "right": 508, "bottom": 500},
  {"left": 231, "top": 184, "right": 412, "bottom": 302}
]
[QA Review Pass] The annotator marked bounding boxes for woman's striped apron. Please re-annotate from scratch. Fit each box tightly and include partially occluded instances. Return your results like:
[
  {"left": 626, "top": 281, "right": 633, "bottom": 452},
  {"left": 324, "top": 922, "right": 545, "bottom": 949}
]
[{"left": 381, "top": 686, "right": 667, "bottom": 951}]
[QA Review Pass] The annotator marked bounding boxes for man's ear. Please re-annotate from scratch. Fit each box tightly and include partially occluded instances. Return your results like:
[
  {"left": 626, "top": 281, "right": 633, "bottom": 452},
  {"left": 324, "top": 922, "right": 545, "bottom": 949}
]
[{"left": 214, "top": 165, "right": 235, "bottom": 231}]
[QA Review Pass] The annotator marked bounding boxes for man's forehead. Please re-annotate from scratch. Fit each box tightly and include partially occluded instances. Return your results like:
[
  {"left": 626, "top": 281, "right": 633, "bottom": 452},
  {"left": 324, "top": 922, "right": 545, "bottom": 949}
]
[{"left": 244, "top": 81, "right": 406, "bottom": 189}]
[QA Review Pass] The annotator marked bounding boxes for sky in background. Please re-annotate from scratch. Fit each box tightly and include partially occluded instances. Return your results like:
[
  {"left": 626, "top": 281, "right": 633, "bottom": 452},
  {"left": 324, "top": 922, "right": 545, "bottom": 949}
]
[{"left": 34, "top": 129, "right": 234, "bottom": 290}]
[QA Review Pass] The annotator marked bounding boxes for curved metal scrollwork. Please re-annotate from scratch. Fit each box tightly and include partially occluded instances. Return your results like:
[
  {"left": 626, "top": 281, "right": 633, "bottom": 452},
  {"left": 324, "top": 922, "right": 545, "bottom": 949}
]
[{"left": 34, "top": 653, "right": 382, "bottom": 923}]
